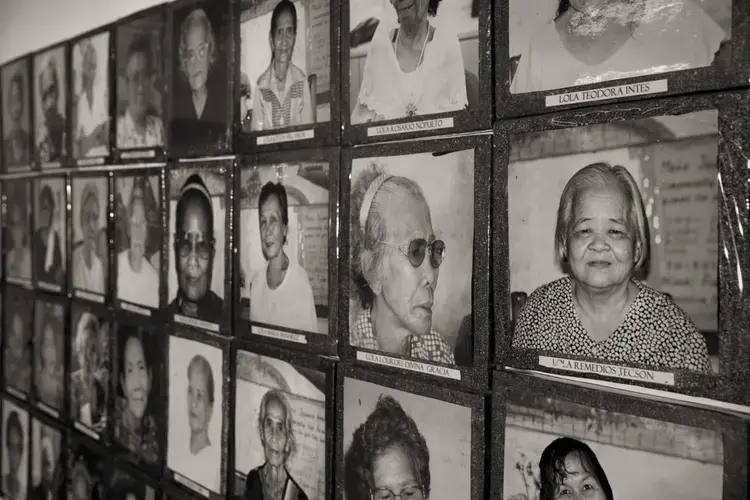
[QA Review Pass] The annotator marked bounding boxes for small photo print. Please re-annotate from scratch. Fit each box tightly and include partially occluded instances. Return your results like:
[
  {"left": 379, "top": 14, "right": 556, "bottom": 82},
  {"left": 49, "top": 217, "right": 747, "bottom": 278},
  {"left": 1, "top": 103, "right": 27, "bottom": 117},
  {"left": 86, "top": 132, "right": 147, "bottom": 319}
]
[
  {"left": 114, "top": 322, "right": 163, "bottom": 464},
  {"left": 239, "top": 162, "right": 329, "bottom": 334},
  {"left": 115, "top": 174, "right": 161, "bottom": 309},
  {"left": 33, "top": 300, "right": 66, "bottom": 412},
  {"left": 72, "top": 31, "right": 111, "bottom": 159},
  {"left": 348, "top": 0, "right": 478, "bottom": 123},
  {"left": 1, "top": 399, "right": 29, "bottom": 500},
  {"left": 33, "top": 177, "right": 66, "bottom": 289},
  {"left": 168, "top": 166, "right": 227, "bottom": 326},
  {"left": 342, "top": 377, "right": 472, "bottom": 500},
  {"left": 1, "top": 58, "right": 32, "bottom": 170},
  {"left": 167, "top": 335, "right": 224, "bottom": 494},
  {"left": 509, "top": 110, "right": 719, "bottom": 373},
  {"left": 30, "top": 419, "right": 65, "bottom": 499},
  {"left": 33, "top": 45, "right": 67, "bottom": 165},
  {"left": 103, "top": 465, "right": 157, "bottom": 500},
  {"left": 349, "top": 150, "right": 474, "bottom": 366},
  {"left": 239, "top": 0, "right": 332, "bottom": 132},
  {"left": 3, "top": 292, "right": 32, "bottom": 396},
  {"left": 502, "top": 396, "right": 723, "bottom": 500},
  {"left": 4, "top": 179, "right": 32, "bottom": 283},
  {"left": 508, "top": 0, "right": 731, "bottom": 94},
  {"left": 67, "top": 443, "right": 105, "bottom": 500},
  {"left": 234, "top": 351, "right": 326, "bottom": 499},
  {"left": 69, "top": 306, "right": 111, "bottom": 435},
  {"left": 71, "top": 176, "right": 108, "bottom": 296}
]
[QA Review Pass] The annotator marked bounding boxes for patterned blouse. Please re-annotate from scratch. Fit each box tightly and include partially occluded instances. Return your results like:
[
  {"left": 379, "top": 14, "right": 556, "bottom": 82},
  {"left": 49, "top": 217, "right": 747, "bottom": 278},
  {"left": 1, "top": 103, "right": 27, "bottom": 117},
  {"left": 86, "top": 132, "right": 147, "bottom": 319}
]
[
  {"left": 250, "top": 63, "right": 312, "bottom": 131},
  {"left": 115, "top": 397, "right": 159, "bottom": 464},
  {"left": 512, "top": 276, "right": 712, "bottom": 372},
  {"left": 350, "top": 309, "right": 455, "bottom": 365}
]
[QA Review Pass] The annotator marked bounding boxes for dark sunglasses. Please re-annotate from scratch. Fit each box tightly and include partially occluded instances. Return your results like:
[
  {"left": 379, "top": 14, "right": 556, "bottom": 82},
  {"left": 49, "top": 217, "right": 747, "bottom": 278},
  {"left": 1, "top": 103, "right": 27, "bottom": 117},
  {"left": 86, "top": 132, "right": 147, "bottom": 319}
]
[
  {"left": 378, "top": 238, "right": 446, "bottom": 269},
  {"left": 174, "top": 235, "right": 215, "bottom": 260}
]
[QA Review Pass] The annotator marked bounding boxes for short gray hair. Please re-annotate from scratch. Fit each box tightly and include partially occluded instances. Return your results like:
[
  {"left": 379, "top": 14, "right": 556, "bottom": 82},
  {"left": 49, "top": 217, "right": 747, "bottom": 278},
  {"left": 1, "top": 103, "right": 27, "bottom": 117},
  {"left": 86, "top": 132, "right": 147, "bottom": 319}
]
[
  {"left": 178, "top": 8, "right": 217, "bottom": 77},
  {"left": 257, "top": 389, "right": 296, "bottom": 458}
]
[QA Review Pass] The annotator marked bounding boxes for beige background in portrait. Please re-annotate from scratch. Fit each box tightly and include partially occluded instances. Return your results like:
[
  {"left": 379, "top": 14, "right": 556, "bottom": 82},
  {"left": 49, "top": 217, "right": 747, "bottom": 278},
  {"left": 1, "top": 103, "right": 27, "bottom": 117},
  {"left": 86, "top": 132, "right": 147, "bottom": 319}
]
[
  {"left": 30, "top": 419, "right": 62, "bottom": 488},
  {"left": 350, "top": 150, "right": 474, "bottom": 350},
  {"left": 71, "top": 177, "right": 107, "bottom": 244},
  {"left": 34, "top": 177, "right": 67, "bottom": 265},
  {"left": 115, "top": 174, "right": 160, "bottom": 272},
  {"left": 342, "top": 377, "right": 472, "bottom": 500},
  {"left": 33, "top": 46, "right": 67, "bottom": 152},
  {"left": 72, "top": 31, "right": 110, "bottom": 156},
  {"left": 1, "top": 58, "right": 31, "bottom": 148},
  {"left": 1, "top": 399, "right": 29, "bottom": 495}
]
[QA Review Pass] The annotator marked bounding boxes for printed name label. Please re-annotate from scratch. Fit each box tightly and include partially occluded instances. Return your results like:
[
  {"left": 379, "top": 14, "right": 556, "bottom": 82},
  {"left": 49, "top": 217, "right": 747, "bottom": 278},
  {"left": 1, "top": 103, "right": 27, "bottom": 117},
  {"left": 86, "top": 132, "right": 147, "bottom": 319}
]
[
  {"left": 75, "top": 290, "right": 105, "bottom": 303},
  {"left": 368, "top": 117, "right": 454, "bottom": 137},
  {"left": 254, "top": 326, "right": 308, "bottom": 344},
  {"left": 77, "top": 156, "right": 105, "bottom": 166},
  {"left": 257, "top": 128, "right": 315, "bottom": 145},
  {"left": 38, "top": 282, "right": 62, "bottom": 293},
  {"left": 175, "top": 314, "right": 220, "bottom": 333},
  {"left": 539, "top": 355, "right": 675, "bottom": 386},
  {"left": 38, "top": 402, "right": 59, "bottom": 419},
  {"left": 121, "top": 301, "right": 152, "bottom": 317},
  {"left": 121, "top": 150, "right": 156, "bottom": 160},
  {"left": 6, "top": 387, "right": 26, "bottom": 400},
  {"left": 545, "top": 79, "right": 668, "bottom": 107},
  {"left": 174, "top": 472, "right": 210, "bottom": 498},
  {"left": 74, "top": 422, "right": 100, "bottom": 440},
  {"left": 7, "top": 277, "right": 31, "bottom": 288},
  {"left": 357, "top": 351, "right": 461, "bottom": 380},
  {"left": 41, "top": 161, "right": 61, "bottom": 169}
]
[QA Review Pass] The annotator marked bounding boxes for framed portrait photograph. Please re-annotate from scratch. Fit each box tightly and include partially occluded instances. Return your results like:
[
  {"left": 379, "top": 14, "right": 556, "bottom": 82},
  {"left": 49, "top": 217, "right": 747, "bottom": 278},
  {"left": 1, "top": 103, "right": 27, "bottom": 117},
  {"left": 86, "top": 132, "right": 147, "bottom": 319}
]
[
  {"left": 233, "top": 342, "right": 334, "bottom": 500},
  {"left": 167, "top": 160, "right": 231, "bottom": 334},
  {"left": 30, "top": 416, "right": 66, "bottom": 500},
  {"left": 112, "top": 316, "right": 164, "bottom": 469},
  {"left": 4, "top": 178, "right": 32, "bottom": 287},
  {"left": 494, "top": 91, "right": 750, "bottom": 401},
  {"left": 237, "top": 0, "right": 340, "bottom": 151},
  {"left": 3, "top": 287, "right": 33, "bottom": 400},
  {"left": 103, "top": 460, "right": 159, "bottom": 500},
  {"left": 492, "top": 371, "right": 749, "bottom": 500},
  {"left": 1, "top": 56, "right": 33, "bottom": 172},
  {"left": 337, "top": 365, "right": 485, "bottom": 500},
  {"left": 32, "top": 43, "right": 68, "bottom": 169},
  {"left": 70, "top": 26, "right": 114, "bottom": 166},
  {"left": 1, "top": 397, "right": 29, "bottom": 500},
  {"left": 166, "top": 329, "right": 228, "bottom": 499},
  {"left": 342, "top": 0, "right": 491, "bottom": 145},
  {"left": 115, "top": 5, "right": 167, "bottom": 162},
  {"left": 114, "top": 169, "right": 163, "bottom": 315},
  {"left": 69, "top": 302, "right": 112, "bottom": 441},
  {"left": 498, "top": 0, "right": 748, "bottom": 117},
  {"left": 67, "top": 438, "right": 106, "bottom": 500},
  {"left": 32, "top": 296, "right": 66, "bottom": 419},
  {"left": 340, "top": 136, "right": 491, "bottom": 389},
  {"left": 236, "top": 148, "right": 338, "bottom": 352},
  {"left": 70, "top": 173, "right": 110, "bottom": 304},
  {"left": 168, "top": 0, "right": 234, "bottom": 157},
  {"left": 33, "top": 176, "right": 67, "bottom": 293}
]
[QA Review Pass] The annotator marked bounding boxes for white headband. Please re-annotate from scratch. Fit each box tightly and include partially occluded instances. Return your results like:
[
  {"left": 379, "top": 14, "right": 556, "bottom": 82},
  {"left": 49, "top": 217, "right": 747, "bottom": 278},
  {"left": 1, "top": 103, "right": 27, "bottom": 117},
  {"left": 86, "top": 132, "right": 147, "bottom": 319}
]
[{"left": 359, "top": 174, "right": 392, "bottom": 231}]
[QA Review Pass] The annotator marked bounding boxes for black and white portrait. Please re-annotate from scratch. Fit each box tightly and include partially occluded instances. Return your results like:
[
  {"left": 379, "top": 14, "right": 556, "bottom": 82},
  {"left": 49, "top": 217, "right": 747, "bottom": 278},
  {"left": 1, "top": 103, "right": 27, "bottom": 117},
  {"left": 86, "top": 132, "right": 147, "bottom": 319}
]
[
  {"left": 33, "top": 177, "right": 66, "bottom": 290},
  {"left": 33, "top": 46, "right": 67, "bottom": 166},
  {"left": 167, "top": 335, "right": 224, "bottom": 495},
  {"left": 240, "top": 0, "right": 331, "bottom": 132},
  {"left": 1, "top": 58, "right": 32, "bottom": 171},
  {"left": 33, "top": 300, "right": 65, "bottom": 413},
  {"left": 3, "top": 292, "right": 32, "bottom": 396},
  {"left": 234, "top": 351, "right": 326, "bottom": 499},
  {"left": 115, "top": 174, "right": 161, "bottom": 309},
  {"left": 342, "top": 377, "right": 471, "bottom": 500},
  {"left": 69, "top": 306, "right": 111, "bottom": 436},
  {"left": 170, "top": 1, "right": 230, "bottom": 153},
  {"left": 349, "top": 150, "right": 474, "bottom": 366},
  {"left": 239, "top": 162, "right": 329, "bottom": 335},
  {"left": 71, "top": 176, "right": 108, "bottom": 297},
  {"left": 509, "top": 0, "right": 730, "bottom": 94},
  {"left": 72, "top": 32, "right": 111, "bottom": 159},
  {"left": 104, "top": 466, "right": 156, "bottom": 500},
  {"left": 168, "top": 167, "right": 226, "bottom": 327},
  {"left": 1, "top": 400, "right": 29, "bottom": 500},
  {"left": 4, "top": 179, "right": 32, "bottom": 284},
  {"left": 349, "top": 0, "right": 478, "bottom": 123},
  {"left": 116, "top": 12, "right": 165, "bottom": 151},
  {"left": 114, "top": 323, "right": 162, "bottom": 465},
  {"left": 509, "top": 110, "right": 719, "bottom": 373},
  {"left": 67, "top": 444, "right": 105, "bottom": 500},
  {"left": 29, "top": 419, "right": 65, "bottom": 500}
]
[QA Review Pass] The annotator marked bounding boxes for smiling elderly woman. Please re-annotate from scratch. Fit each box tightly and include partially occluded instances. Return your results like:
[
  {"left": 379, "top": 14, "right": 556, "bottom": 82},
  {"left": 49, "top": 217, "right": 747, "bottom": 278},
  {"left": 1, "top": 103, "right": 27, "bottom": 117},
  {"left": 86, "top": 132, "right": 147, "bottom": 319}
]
[
  {"left": 512, "top": 162, "right": 711, "bottom": 372},
  {"left": 350, "top": 164, "right": 453, "bottom": 364}
]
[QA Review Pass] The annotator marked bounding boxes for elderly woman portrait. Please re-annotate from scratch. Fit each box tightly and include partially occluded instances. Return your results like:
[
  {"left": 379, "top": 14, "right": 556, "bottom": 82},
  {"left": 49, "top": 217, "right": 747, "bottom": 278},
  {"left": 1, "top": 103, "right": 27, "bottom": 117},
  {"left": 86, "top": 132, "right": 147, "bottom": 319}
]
[
  {"left": 73, "top": 35, "right": 110, "bottom": 158},
  {"left": 2, "top": 68, "right": 31, "bottom": 168},
  {"left": 512, "top": 163, "right": 711, "bottom": 372},
  {"left": 249, "top": 182, "right": 317, "bottom": 333},
  {"left": 5, "top": 186, "right": 32, "bottom": 281},
  {"left": 73, "top": 181, "right": 106, "bottom": 294},
  {"left": 351, "top": 0, "right": 467, "bottom": 124},
  {"left": 2, "top": 410, "right": 27, "bottom": 500},
  {"left": 250, "top": 0, "right": 313, "bottom": 131},
  {"left": 536, "top": 437, "right": 613, "bottom": 500},
  {"left": 35, "top": 53, "right": 66, "bottom": 163},
  {"left": 33, "top": 306, "right": 65, "bottom": 410},
  {"left": 3, "top": 310, "right": 31, "bottom": 394},
  {"left": 70, "top": 312, "right": 108, "bottom": 432},
  {"left": 510, "top": 0, "right": 726, "bottom": 93},
  {"left": 350, "top": 166, "right": 454, "bottom": 364},
  {"left": 33, "top": 183, "right": 64, "bottom": 286}
]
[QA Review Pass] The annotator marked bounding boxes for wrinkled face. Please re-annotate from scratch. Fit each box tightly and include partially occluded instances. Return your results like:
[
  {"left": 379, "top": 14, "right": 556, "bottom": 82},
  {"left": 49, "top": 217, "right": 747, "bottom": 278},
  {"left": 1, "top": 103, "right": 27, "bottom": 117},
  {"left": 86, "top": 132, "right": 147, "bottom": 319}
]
[
  {"left": 183, "top": 22, "right": 209, "bottom": 92},
  {"left": 371, "top": 445, "right": 421, "bottom": 500},
  {"left": 270, "top": 10, "right": 296, "bottom": 65},
  {"left": 554, "top": 452, "right": 607, "bottom": 500},
  {"left": 567, "top": 189, "right": 638, "bottom": 291},
  {"left": 259, "top": 194, "right": 286, "bottom": 261},
  {"left": 129, "top": 198, "right": 148, "bottom": 261},
  {"left": 123, "top": 336, "right": 150, "bottom": 420},
  {"left": 82, "top": 193, "right": 100, "bottom": 244},
  {"left": 6, "top": 426, "right": 23, "bottom": 473},
  {"left": 41, "top": 68, "right": 58, "bottom": 122},
  {"left": 187, "top": 365, "right": 212, "bottom": 434},
  {"left": 125, "top": 52, "right": 151, "bottom": 121},
  {"left": 41, "top": 324, "right": 58, "bottom": 371},
  {"left": 261, "top": 399, "right": 288, "bottom": 466},
  {"left": 176, "top": 196, "right": 213, "bottom": 302},
  {"left": 8, "top": 78, "right": 23, "bottom": 124},
  {"left": 390, "top": 0, "right": 430, "bottom": 31}
]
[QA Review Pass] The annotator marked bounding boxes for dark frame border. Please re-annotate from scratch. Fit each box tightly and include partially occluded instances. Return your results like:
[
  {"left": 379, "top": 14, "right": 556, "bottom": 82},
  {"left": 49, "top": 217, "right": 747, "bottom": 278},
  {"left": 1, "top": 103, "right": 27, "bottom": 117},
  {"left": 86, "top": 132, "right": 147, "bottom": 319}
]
[
  {"left": 27, "top": 409, "right": 68, "bottom": 500},
  {"left": 30, "top": 291, "right": 69, "bottom": 422},
  {"left": 102, "top": 454, "right": 163, "bottom": 500},
  {"left": 234, "top": 146, "right": 340, "bottom": 354},
  {"left": 65, "top": 428, "right": 112, "bottom": 500},
  {"left": 32, "top": 172, "right": 68, "bottom": 294},
  {"left": 2, "top": 284, "right": 36, "bottom": 402},
  {"left": 339, "top": 134, "right": 492, "bottom": 391},
  {"left": 491, "top": 370, "right": 749, "bottom": 500},
  {"left": 0, "top": 393, "right": 32, "bottom": 499},
  {"left": 3, "top": 173, "right": 36, "bottom": 289},
  {"left": 493, "top": 91, "right": 750, "bottom": 402},
  {"left": 0, "top": 53, "right": 35, "bottom": 173}
]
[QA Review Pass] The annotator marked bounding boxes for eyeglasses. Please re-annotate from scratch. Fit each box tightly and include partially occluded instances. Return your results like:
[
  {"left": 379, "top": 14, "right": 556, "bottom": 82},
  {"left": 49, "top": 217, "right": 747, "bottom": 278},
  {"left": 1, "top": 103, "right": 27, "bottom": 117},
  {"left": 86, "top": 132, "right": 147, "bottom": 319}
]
[
  {"left": 378, "top": 238, "right": 446, "bottom": 269},
  {"left": 370, "top": 486, "right": 425, "bottom": 500},
  {"left": 182, "top": 42, "right": 209, "bottom": 65},
  {"left": 175, "top": 235, "right": 214, "bottom": 260}
]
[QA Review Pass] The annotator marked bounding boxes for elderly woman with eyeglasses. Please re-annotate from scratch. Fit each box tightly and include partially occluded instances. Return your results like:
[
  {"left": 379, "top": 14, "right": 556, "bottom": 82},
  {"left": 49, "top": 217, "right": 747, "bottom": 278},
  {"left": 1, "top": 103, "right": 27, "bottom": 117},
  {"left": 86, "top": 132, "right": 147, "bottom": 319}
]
[{"left": 350, "top": 164, "right": 453, "bottom": 364}]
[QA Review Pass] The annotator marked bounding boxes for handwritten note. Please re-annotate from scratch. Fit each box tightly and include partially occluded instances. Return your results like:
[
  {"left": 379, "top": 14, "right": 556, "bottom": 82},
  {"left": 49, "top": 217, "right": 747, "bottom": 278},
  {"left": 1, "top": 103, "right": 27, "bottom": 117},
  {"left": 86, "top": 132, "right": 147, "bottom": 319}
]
[
  {"left": 298, "top": 205, "right": 329, "bottom": 306},
  {"left": 307, "top": 0, "right": 330, "bottom": 95}
]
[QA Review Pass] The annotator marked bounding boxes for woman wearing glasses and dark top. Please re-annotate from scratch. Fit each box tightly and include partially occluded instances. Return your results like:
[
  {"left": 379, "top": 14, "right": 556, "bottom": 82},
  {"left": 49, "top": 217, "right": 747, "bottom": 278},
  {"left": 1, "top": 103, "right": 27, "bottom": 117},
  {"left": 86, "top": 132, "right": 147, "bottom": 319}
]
[
  {"left": 345, "top": 395, "right": 430, "bottom": 500},
  {"left": 169, "top": 174, "right": 223, "bottom": 323},
  {"left": 350, "top": 165, "right": 453, "bottom": 364}
]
